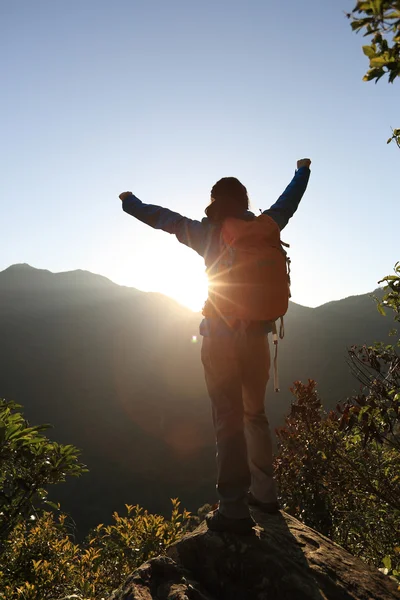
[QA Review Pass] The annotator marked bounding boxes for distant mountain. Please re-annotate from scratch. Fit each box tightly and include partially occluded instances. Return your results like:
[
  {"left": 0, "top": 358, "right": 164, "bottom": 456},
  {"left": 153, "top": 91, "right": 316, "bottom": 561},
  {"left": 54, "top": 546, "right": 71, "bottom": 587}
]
[{"left": 0, "top": 264, "right": 391, "bottom": 536}]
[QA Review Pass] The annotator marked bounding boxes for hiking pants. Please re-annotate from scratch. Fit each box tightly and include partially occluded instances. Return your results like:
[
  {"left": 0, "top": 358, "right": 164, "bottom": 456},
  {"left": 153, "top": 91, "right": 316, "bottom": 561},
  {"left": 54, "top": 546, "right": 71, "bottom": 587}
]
[{"left": 201, "top": 328, "right": 277, "bottom": 519}]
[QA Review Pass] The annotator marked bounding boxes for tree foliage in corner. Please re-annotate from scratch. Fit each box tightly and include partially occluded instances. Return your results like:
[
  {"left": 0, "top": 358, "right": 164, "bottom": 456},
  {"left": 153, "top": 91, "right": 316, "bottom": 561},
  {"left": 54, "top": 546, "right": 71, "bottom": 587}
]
[
  {"left": 0, "top": 400, "right": 192, "bottom": 599},
  {"left": 348, "top": 1, "right": 400, "bottom": 147},
  {"left": 0, "top": 400, "right": 87, "bottom": 549},
  {"left": 276, "top": 377, "right": 400, "bottom": 581}
]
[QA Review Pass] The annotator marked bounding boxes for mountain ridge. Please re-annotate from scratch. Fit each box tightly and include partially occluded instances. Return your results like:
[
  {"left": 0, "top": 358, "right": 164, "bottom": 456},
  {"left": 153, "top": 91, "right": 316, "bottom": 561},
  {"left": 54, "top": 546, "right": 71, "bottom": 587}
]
[{"left": 0, "top": 262, "right": 383, "bottom": 314}]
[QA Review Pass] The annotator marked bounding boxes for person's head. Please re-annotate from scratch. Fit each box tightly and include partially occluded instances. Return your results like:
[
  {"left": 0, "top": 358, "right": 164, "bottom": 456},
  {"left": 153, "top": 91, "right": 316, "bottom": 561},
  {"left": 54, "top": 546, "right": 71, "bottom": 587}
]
[{"left": 205, "top": 177, "right": 249, "bottom": 222}]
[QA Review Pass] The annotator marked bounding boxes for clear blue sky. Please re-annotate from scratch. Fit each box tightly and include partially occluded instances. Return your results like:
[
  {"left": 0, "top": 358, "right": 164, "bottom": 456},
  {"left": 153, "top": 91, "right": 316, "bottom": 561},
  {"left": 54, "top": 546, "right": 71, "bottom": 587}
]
[{"left": 1, "top": 0, "right": 399, "bottom": 310}]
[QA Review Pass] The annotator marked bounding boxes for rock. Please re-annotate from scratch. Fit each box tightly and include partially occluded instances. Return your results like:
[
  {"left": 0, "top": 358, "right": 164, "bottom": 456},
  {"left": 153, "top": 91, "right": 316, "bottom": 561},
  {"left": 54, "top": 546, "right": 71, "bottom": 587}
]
[
  {"left": 108, "top": 555, "right": 213, "bottom": 600},
  {"left": 110, "top": 509, "right": 400, "bottom": 600}
]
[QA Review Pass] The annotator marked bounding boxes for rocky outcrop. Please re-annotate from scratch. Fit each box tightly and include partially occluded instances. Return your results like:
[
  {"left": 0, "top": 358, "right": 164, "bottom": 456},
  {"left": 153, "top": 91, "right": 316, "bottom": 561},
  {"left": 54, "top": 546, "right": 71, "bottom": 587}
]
[
  {"left": 110, "top": 508, "right": 400, "bottom": 600},
  {"left": 108, "top": 556, "right": 212, "bottom": 600}
]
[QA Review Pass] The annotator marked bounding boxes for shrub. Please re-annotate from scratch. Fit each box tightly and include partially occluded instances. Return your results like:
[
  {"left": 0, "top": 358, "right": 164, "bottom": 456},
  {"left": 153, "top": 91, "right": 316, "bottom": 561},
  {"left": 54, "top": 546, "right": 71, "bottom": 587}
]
[
  {"left": 0, "top": 399, "right": 86, "bottom": 549},
  {"left": 0, "top": 500, "right": 191, "bottom": 600}
]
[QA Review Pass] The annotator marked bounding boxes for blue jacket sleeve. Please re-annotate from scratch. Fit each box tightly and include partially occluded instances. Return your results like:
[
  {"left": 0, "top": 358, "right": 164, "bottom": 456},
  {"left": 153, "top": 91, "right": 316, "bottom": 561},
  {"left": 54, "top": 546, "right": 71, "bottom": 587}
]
[
  {"left": 263, "top": 166, "right": 310, "bottom": 230},
  {"left": 122, "top": 194, "right": 208, "bottom": 257}
]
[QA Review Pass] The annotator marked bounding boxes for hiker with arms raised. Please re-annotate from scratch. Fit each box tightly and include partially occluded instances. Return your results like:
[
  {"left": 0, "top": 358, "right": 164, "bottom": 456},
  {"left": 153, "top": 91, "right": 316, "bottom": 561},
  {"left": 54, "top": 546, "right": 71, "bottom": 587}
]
[{"left": 119, "top": 158, "right": 311, "bottom": 534}]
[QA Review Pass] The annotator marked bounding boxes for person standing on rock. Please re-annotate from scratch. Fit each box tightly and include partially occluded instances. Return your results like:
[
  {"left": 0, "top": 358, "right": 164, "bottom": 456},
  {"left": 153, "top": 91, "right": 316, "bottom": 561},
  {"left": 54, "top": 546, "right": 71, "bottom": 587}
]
[{"left": 119, "top": 158, "right": 311, "bottom": 534}]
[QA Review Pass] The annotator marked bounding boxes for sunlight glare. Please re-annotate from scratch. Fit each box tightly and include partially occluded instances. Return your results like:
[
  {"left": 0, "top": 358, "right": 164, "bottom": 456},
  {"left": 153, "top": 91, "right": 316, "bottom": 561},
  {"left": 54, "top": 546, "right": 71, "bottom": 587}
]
[{"left": 114, "top": 238, "right": 209, "bottom": 312}]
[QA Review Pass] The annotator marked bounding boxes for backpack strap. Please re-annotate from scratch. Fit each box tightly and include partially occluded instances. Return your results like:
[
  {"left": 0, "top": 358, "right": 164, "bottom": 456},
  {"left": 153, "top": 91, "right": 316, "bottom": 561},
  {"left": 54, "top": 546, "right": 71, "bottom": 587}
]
[{"left": 271, "top": 317, "right": 285, "bottom": 393}]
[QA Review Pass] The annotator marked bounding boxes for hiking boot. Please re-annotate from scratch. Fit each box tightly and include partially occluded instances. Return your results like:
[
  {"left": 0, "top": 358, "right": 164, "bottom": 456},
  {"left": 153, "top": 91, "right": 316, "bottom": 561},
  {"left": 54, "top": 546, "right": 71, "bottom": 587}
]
[
  {"left": 247, "top": 492, "right": 280, "bottom": 514},
  {"left": 205, "top": 509, "right": 255, "bottom": 535}
]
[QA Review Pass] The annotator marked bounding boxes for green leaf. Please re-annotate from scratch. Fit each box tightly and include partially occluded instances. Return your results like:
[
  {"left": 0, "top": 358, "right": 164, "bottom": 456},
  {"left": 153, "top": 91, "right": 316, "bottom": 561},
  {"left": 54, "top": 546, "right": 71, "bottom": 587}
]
[
  {"left": 383, "top": 555, "right": 392, "bottom": 571},
  {"left": 363, "top": 44, "right": 376, "bottom": 57},
  {"left": 44, "top": 500, "right": 60, "bottom": 511},
  {"left": 377, "top": 303, "right": 386, "bottom": 316},
  {"left": 370, "top": 56, "right": 388, "bottom": 67}
]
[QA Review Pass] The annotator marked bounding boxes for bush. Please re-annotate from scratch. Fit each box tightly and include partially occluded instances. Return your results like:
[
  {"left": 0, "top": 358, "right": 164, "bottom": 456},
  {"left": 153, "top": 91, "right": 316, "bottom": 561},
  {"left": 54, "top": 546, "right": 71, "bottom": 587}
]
[
  {"left": 0, "top": 400, "right": 192, "bottom": 599},
  {"left": 275, "top": 378, "right": 400, "bottom": 579},
  {"left": 275, "top": 265, "right": 400, "bottom": 581},
  {"left": 0, "top": 399, "right": 86, "bottom": 549},
  {"left": 0, "top": 500, "right": 191, "bottom": 600}
]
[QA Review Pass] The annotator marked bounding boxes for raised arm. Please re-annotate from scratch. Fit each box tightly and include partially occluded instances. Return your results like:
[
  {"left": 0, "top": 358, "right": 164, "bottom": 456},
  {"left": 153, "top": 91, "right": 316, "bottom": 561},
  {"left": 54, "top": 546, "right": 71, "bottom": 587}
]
[
  {"left": 263, "top": 159, "right": 311, "bottom": 230},
  {"left": 120, "top": 192, "right": 208, "bottom": 257}
]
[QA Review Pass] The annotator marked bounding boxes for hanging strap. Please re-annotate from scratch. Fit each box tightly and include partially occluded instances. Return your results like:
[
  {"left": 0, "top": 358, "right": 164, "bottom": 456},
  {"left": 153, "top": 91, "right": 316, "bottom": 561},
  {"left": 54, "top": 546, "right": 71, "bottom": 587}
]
[
  {"left": 279, "top": 317, "right": 285, "bottom": 339},
  {"left": 271, "top": 317, "right": 285, "bottom": 393}
]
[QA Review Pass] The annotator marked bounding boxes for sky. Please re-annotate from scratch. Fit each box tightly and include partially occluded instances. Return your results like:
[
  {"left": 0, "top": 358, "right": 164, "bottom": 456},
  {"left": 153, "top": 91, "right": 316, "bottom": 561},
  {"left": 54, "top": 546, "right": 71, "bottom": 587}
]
[{"left": 1, "top": 0, "right": 399, "bottom": 311}]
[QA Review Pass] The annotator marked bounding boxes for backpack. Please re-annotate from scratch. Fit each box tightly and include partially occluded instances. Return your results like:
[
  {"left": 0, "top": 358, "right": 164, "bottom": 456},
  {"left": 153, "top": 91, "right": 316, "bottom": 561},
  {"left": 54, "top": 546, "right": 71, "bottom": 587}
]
[
  {"left": 202, "top": 214, "right": 290, "bottom": 393},
  {"left": 203, "top": 214, "right": 291, "bottom": 322}
]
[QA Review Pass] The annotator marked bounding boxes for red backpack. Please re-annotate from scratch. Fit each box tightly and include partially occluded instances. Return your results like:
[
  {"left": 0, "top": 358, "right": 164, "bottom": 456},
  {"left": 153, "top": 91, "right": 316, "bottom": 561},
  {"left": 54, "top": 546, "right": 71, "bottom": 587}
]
[{"left": 203, "top": 214, "right": 291, "bottom": 322}]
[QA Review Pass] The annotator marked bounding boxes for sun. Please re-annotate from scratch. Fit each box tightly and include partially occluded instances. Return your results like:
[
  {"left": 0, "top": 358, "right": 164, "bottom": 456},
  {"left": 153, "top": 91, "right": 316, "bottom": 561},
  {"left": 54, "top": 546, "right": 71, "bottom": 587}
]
[
  {"left": 162, "top": 264, "right": 209, "bottom": 312},
  {"left": 118, "top": 252, "right": 209, "bottom": 313},
  {"left": 144, "top": 243, "right": 209, "bottom": 312},
  {"left": 111, "top": 235, "right": 210, "bottom": 312},
  {"left": 171, "top": 276, "right": 209, "bottom": 311}
]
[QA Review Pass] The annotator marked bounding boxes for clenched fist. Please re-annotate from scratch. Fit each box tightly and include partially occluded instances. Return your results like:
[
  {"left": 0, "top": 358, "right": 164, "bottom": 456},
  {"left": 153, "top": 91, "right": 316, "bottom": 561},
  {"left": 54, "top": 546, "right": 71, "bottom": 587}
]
[
  {"left": 297, "top": 158, "right": 311, "bottom": 170},
  {"left": 119, "top": 191, "right": 133, "bottom": 201}
]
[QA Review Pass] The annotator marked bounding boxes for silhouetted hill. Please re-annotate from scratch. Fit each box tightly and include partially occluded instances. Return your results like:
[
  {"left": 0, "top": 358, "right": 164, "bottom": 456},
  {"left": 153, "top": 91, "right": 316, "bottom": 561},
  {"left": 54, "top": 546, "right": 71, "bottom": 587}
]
[{"left": 0, "top": 264, "right": 391, "bottom": 535}]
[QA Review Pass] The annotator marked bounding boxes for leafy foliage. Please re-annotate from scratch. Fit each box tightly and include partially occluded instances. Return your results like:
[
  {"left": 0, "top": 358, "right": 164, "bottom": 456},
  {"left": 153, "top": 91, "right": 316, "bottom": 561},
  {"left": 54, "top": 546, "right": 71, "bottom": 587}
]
[
  {"left": 0, "top": 399, "right": 86, "bottom": 548},
  {"left": 386, "top": 127, "right": 400, "bottom": 147},
  {"left": 276, "top": 265, "right": 400, "bottom": 582},
  {"left": 377, "top": 262, "right": 400, "bottom": 321},
  {"left": 0, "top": 399, "right": 191, "bottom": 599},
  {"left": 85, "top": 499, "right": 191, "bottom": 595},
  {"left": 0, "top": 500, "right": 191, "bottom": 600},
  {"left": 347, "top": 1, "right": 400, "bottom": 83},
  {"left": 347, "top": 1, "right": 400, "bottom": 148},
  {"left": 275, "top": 378, "right": 400, "bottom": 581},
  {"left": 343, "top": 343, "right": 400, "bottom": 451},
  {"left": 275, "top": 380, "right": 338, "bottom": 537}
]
